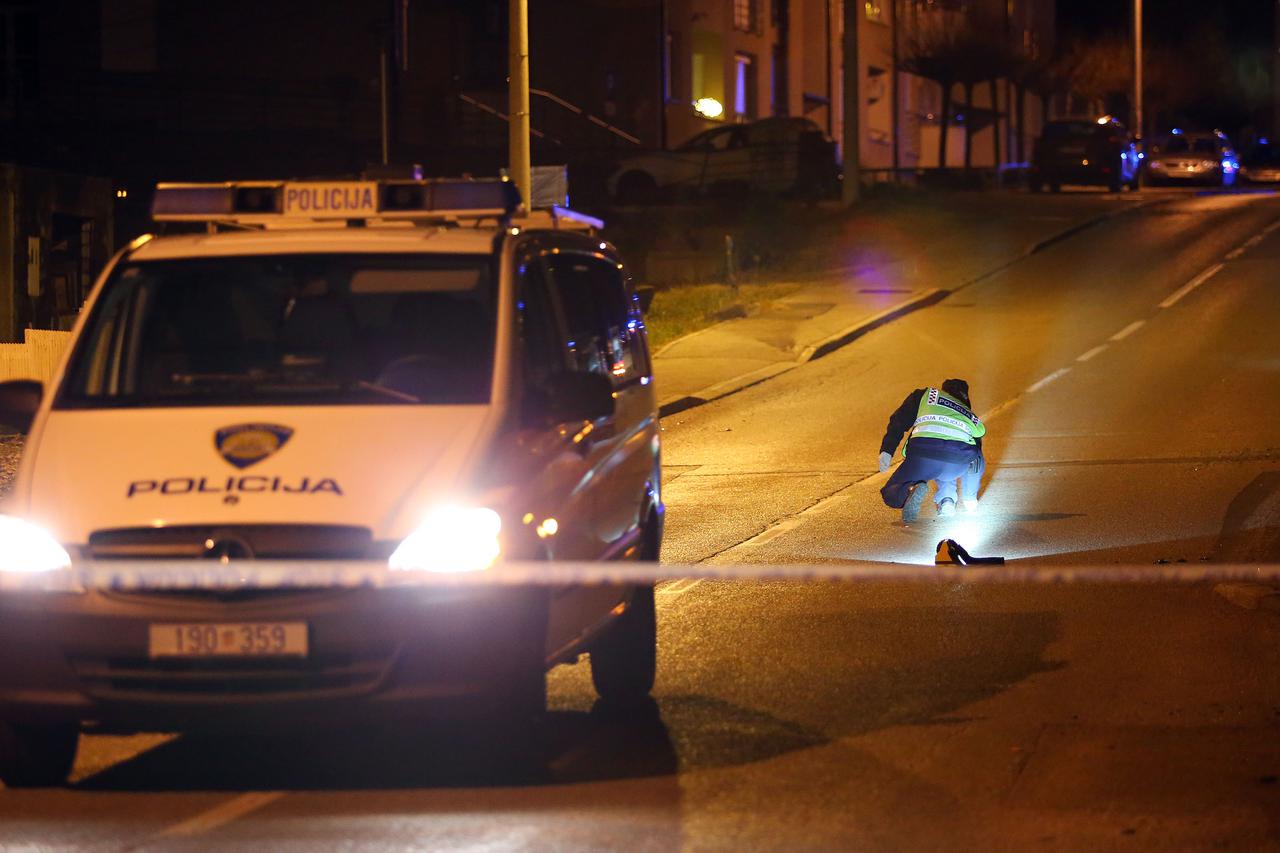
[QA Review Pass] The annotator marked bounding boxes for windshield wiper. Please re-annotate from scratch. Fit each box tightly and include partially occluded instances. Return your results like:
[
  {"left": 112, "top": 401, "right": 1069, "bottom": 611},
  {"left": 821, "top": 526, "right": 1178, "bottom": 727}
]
[{"left": 350, "top": 381, "right": 421, "bottom": 403}]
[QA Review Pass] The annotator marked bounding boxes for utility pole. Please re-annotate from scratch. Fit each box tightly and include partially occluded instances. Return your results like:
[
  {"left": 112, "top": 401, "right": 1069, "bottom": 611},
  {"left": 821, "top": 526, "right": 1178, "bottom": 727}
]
[
  {"left": 890, "top": 0, "right": 900, "bottom": 178},
  {"left": 379, "top": 0, "right": 405, "bottom": 166},
  {"left": 1133, "top": 0, "right": 1143, "bottom": 144},
  {"left": 509, "top": 0, "right": 532, "bottom": 210},
  {"left": 842, "top": 0, "right": 861, "bottom": 205}
]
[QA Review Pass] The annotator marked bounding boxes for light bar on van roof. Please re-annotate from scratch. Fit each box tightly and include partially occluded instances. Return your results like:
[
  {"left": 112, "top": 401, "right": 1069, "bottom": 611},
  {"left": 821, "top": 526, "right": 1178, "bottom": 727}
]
[{"left": 151, "top": 178, "right": 521, "bottom": 223}]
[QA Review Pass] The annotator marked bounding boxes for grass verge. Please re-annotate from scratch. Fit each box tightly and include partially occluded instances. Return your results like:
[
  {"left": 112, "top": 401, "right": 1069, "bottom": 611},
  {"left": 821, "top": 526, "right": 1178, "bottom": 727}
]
[{"left": 645, "top": 281, "right": 803, "bottom": 351}]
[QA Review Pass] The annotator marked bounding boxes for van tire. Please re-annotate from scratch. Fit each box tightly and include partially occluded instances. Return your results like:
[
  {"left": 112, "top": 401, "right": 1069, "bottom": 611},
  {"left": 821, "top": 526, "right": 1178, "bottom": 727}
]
[
  {"left": 590, "top": 583, "right": 657, "bottom": 708},
  {"left": 0, "top": 722, "right": 78, "bottom": 788}
]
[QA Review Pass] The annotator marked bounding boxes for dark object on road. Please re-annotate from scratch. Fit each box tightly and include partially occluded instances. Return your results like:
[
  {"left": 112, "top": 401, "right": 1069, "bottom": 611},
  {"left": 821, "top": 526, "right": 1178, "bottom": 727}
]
[
  {"left": 607, "top": 117, "right": 838, "bottom": 204},
  {"left": 1145, "top": 131, "right": 1239, "bottom": 187},
  {"left": 1030, "top": 117, "right": 1141, "bottom": 193},
  {"left": 935, "top": 539, "right": 1005, "bottom": 566},
  {"left": 879, "top": 381, "right": 986, "bottom": 522}
]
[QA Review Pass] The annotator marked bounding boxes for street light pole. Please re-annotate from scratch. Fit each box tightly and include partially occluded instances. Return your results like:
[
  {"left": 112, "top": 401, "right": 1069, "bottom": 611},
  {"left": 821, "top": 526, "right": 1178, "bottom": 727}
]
[
  {"left": 509, "top": 0, "right": 532, "bottom": 211},
  {"left": 1133, "top": 0, "right": 1143, "bottom": 142},
  {"left": 842, "top": 0, "right": 861, "bottom": 205}
]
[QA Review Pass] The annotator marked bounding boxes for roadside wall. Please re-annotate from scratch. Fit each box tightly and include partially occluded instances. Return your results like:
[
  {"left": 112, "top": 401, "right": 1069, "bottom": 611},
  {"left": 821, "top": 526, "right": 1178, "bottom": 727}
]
[{"left": 0, "top": 328, "right": 72, "bottom": 383}]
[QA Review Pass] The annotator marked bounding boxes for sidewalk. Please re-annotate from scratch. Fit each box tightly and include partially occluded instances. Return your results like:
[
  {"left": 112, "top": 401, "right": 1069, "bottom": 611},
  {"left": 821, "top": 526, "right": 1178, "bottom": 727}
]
[{"left": 650, "top": 190, "right": 1155, "bottom": 417}]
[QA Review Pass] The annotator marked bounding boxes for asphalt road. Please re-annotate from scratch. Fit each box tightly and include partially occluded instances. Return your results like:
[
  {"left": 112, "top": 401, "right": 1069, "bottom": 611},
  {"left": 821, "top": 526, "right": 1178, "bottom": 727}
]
[{"left": 4, "top": 190, "right": 1280, "bottom": 851}]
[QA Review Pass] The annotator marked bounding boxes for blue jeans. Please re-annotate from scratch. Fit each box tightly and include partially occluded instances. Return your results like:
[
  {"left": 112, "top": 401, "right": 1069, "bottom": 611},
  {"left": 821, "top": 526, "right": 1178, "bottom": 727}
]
[
  {"left": 881, "top": 438, "right": 984, "bottom": 508},
  {"left": 934, "top": 453, "right": 985, "bottom": 505}
]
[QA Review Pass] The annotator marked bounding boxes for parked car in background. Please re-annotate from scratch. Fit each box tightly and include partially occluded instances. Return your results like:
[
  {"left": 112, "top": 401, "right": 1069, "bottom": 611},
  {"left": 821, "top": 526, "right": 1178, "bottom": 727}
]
[
  {"left": 607, "top": 117, "right": 838, "bottom": 204},
  {"left": 1030, "top": 117, "right": 1141, "bottom": 193},
  {"left": 1145, "top": 131, "right": 1239, "bottom": 187},
  {"left": 1238, "top": 140, "right": 1280, "bottom": 184}
]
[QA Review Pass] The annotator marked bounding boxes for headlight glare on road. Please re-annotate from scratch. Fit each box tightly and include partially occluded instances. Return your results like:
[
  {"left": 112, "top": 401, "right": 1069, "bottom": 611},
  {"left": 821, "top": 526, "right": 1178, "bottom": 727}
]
[
  {"left": 0, "top": 516, "right": 71, "bottom": 573},
  {"left": 1201, "top": 159, "right": 1218, "bottom": 169},
  {"left": 388, "top": 506, "right": 501, "bottom": 573}
]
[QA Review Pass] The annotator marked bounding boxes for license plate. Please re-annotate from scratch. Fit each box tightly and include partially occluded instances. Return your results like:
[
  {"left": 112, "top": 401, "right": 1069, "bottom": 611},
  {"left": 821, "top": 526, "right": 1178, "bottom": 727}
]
[{"left": 148, "top": 623, "right": 308, "bottom": 658}]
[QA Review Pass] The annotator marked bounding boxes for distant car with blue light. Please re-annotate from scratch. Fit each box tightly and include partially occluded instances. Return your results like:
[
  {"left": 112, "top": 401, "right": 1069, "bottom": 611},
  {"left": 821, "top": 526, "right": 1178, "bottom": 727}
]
[
  {"left": 0, "top": 176, "right": 663, "bottom": 786},
  {"left": 1238, "top": 140, "right": 1280, "bottom": 184},
  {"left": 1145, "top": 130, "right": 1239, "bottom": 187},
  {"left": 1030, "top": 117, "right": 1141, "bottom": 193}
]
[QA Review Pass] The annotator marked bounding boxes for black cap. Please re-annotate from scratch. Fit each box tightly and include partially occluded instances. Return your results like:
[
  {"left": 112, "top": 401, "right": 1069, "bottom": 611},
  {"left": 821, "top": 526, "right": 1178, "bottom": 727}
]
[{"left": 941, "top": 378, "right": 969, "bottom": 400}]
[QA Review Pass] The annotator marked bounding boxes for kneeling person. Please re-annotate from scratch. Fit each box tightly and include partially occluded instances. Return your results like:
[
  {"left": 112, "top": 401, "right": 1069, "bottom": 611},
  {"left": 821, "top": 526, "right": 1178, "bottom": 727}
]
[{"left": 877, "top": 378, "right": 985, "bottom": 523}]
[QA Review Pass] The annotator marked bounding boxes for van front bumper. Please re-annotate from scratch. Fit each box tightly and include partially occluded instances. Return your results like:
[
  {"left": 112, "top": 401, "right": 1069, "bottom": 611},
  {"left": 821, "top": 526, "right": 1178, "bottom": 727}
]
[{"left": 0, "top": 583, "right": 549, "bottom": 733}]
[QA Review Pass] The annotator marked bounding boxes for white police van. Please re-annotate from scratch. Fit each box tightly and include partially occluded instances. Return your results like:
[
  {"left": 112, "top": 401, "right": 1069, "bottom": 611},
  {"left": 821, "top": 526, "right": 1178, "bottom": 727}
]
[{"left": 0, "top": 177, "right": 662, "bottom": 786}]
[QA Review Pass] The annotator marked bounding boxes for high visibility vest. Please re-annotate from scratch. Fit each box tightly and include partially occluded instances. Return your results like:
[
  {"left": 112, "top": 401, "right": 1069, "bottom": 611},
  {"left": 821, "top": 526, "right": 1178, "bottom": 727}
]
[{"left": 909, "top": 387, "right": 986, "bottom": 446}]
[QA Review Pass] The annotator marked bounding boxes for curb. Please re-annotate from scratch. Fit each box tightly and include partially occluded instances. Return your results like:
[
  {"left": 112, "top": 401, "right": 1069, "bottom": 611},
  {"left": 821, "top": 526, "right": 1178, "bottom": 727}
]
[
  {"left": 1022, "top": 195, "right": 1170, "bottom": 258},
  {"left": 657, "top": 290, "right": 942, "bottom": 418},
  {"left": 654, "top": 197, "right": 1166, "bottom": 420},
  {"left": 799, "top": 288, "right": 947, "bottom": 362}
]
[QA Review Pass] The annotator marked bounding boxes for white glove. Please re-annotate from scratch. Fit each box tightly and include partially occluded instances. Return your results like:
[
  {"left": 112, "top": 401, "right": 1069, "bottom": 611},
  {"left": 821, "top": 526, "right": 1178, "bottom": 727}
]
[{"left": 878, "top": 451, "right": 892, "bottom": 473}]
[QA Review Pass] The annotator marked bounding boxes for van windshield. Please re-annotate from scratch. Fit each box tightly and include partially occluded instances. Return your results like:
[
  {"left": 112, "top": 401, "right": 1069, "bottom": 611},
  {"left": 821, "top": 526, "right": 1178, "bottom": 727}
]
[{"left": 57, "top": 253, "right": 496, "bottom": 408}]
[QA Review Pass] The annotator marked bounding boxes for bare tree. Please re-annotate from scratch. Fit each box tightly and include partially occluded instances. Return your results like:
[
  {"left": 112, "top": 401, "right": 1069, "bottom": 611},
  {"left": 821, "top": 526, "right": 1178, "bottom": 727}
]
[{"left": 903, "top": 24, "right": 1016, "bottom": 173}]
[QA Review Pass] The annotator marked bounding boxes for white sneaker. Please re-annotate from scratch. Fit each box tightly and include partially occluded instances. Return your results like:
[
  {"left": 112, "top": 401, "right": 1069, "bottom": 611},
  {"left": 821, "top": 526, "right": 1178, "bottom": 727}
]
[
  {"left": 937, "top": 498, "right": 956, "bottom": 518},
  {"left": 961, "top": 499, "right": 979, "bottom": 515}
]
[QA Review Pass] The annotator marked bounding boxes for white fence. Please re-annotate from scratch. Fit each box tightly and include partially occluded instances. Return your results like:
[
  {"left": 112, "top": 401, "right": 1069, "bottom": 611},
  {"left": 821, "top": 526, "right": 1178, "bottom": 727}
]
[{"left": 0, "top": 329, "right": 73, "bottom": 384}]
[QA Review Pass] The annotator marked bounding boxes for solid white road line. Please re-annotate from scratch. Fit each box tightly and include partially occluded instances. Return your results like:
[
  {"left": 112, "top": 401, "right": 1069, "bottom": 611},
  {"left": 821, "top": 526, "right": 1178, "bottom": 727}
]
[
  {"left": 1244, "top": 233, "right": 1265, "bottom": 248},
  {"left": 1076, "top": 344, "right": 1108, "bottom": 363},
  {"left": 1110, "top": 320, "right": 1146, "bottom": 341},
  {"left": 151, "top": 792, "right": 285, "bottom": 841},
  {"left": 1160, "top": 263, "right": 1223, "bottom": 309},
  {"left": 1225, "top": 247, "right": 1245, "bottom": 260},
  {"left": 1026, "top": 368, "right": 1070, "bottom": 394}
]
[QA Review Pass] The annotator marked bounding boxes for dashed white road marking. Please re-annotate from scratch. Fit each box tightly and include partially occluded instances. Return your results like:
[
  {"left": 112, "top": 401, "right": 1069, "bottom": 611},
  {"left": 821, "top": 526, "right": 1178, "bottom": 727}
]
[
  {"left": 1110, "top": 319, "right": 1146, "bottom": 341},
  {"left": 1160, "top": 263, "right": 1223, "bottom": 309},
  {"left": 1225, "top": 247, "right": 1245, "bottom": 260},
  {"left": 657, "top": 578, "right": 703, "bottom": 597},
  {"left": 1076, "top": 344, "right": 1108, "bottom": 363},
  {"left": 1244, "top": 233, "right": 1265, "bottom": 248},
  {"left": 1026, "top": 368, "right": 1070, "bottom": 394},
  {"left": 979, "top": 397, "right": 1018, "bottom": 424},
  {"left": 148, "top": 792, "right": 285, "bottom": 842},
  {"left": 1265, "top": 220, "right": 1280, "bottom": 234}
]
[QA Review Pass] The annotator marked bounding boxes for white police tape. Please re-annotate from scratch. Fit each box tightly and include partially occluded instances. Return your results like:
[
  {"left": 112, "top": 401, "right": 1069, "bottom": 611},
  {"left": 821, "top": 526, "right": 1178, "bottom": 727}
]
[{"left": 2, "top": 560, "right": 1279, "bottom": 593}]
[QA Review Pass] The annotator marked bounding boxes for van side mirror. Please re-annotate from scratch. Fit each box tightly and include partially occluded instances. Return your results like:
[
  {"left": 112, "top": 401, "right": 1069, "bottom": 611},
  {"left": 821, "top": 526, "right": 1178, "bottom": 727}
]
[
  {"left": 526, "top": 372, "right": 616, "bottom": 426},
  {"left": 0, "top": 380, "right": 43, "bottom": 435}
]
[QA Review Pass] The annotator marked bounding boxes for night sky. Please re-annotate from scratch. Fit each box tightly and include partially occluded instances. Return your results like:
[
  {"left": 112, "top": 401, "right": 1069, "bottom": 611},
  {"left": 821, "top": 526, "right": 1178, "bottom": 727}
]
[{"left": 1059, "top": 0, "right": 1273, "bottom": 48}]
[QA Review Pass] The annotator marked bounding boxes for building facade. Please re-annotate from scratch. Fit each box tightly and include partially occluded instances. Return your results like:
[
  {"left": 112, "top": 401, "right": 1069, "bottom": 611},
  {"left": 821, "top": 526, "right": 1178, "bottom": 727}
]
[{"left": 660, "top": 0, "right": 1056, "bottom": 172}]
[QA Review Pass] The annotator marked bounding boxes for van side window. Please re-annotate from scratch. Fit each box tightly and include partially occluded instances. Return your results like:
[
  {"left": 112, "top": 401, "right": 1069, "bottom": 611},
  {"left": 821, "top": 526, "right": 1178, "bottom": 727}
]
[
  {"left": 516, "top": 261, "right": 564, "bottom": 389},
  {"left": 544, "top": 255, "right": 649, "bottom": 388}
]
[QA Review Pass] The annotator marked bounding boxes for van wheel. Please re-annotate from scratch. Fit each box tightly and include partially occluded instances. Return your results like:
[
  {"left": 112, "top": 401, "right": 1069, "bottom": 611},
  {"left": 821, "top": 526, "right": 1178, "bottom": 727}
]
[
  {"left": 0, "top": 722, "right": 78, "bottom": 788},
  {"left": 590, "top": 584, "right": 657, "bottom": 708}
]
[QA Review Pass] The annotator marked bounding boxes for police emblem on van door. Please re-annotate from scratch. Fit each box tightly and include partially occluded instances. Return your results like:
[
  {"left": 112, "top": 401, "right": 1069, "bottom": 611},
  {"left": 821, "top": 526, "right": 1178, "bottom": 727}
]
[{"left": 215, "top": 424, "right": 294, "bottom": 469}]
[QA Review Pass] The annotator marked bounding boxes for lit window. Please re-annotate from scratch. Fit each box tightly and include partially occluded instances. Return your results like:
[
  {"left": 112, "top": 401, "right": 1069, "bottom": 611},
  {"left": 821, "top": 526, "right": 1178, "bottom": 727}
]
[
  {"left": 733, "top": 0, "right": 757, "bottom": 33},
  {"left": 734, "top": 53, "right": 756, "bottom": 119},
  {"left": 865, "top": 1, "right": 884, "bottom": 22}
]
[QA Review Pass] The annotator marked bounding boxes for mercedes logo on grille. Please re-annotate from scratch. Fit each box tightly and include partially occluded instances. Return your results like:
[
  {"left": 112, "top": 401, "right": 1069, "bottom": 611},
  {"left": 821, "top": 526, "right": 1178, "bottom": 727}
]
[{"left": 202, "top": 534, "right": 254, "bottom": 562}]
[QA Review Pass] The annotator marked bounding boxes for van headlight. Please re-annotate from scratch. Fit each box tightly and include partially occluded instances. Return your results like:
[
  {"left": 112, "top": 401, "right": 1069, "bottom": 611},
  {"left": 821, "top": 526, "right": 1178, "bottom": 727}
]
[
  {"left": 388, "top": 506, "right": 502, "bottom": 573},
  {"left": 0, "top": 516, "right": 72, "bottom": 573}
]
